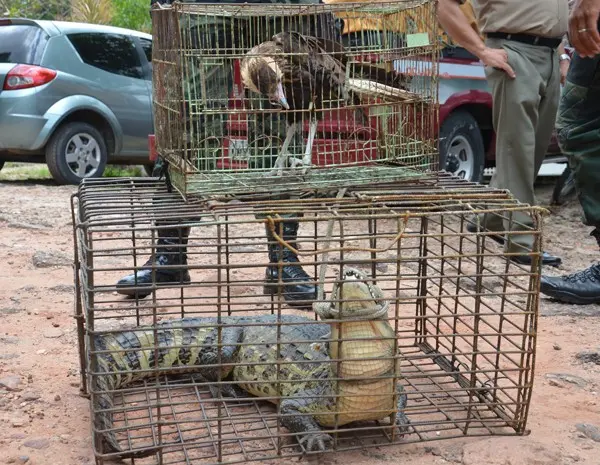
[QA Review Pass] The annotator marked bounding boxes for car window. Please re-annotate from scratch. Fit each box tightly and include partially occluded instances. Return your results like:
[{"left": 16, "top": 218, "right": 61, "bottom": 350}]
[
  {"left": 140, "top": 38, "right": 152, "bottom": 63},
  {"left": 67, "top": 32, "right": 143, "bottom": 79},
  {"left": 0, "top": 24, "right": 49, "bottom": 65}
]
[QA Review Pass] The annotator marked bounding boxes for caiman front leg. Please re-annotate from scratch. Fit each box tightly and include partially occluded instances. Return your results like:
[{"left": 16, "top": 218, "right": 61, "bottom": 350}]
[
  {"left": 394, "top": 384, "right": 410, "bottom": 434},
  {"left": 194, "top": 325, "right": 255, "bottom": 401},
  {"left": 279, "top": 389, "right": 333, "bottom": 452}
]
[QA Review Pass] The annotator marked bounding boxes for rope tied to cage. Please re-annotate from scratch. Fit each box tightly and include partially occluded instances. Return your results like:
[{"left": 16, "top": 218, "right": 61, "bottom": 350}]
[{"left": 264, "top": 212, "right": 410, "bottom": 256}]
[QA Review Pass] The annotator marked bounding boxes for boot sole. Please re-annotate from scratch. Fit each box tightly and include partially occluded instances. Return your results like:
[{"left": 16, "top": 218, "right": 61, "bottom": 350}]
[
  {"left": 117, "top": 280, "right": 192, "bottom": 299},
  {"left": 541, "top": 288, "right": 600, "bottom": 305},
  {"left": 263, "top": 282, "right": 316, "bottom": 310}
]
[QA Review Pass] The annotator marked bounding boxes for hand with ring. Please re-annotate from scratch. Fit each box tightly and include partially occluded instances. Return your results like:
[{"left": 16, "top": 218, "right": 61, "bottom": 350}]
[{"left": 568, "top": 0, "right": 600, "bottom": 57}]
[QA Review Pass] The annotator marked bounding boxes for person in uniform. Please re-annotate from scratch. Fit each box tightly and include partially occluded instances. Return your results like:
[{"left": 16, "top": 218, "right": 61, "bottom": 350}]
[
  {"left": 436, "top": 0, "right": 571, "bottom": 267},
  {"left": 539, "top": 0, "right": 600, "bottom": 304},
  {"left": 116, "top": 0, "right": 341, "bottom": 308}
]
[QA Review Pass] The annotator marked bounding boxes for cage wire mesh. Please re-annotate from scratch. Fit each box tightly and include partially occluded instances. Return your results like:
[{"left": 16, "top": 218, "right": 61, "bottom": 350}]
[
  {"left": 151, "top": 1, "right": 440, "bottom": 198},
  {"left": 73, "top": 175, "right": 543, "bottom": 465}
]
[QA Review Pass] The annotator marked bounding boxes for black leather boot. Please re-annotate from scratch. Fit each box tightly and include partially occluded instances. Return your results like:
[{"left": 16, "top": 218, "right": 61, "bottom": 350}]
[
  {"left": 116, "top": 226, "right": 191, "bottom": 298},
  {"left": 263, "top": 220, "right": 317, "bottom": 309},
  {"left": 540, "top": 228, "right": 600, "bottom": 304},
  {"left": 540, "top": 263, "right": 600, "bottom": 304}
]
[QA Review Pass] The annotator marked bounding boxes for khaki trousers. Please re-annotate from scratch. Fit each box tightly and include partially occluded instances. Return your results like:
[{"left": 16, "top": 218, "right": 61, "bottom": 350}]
[{"left": 476, "top": 38, "right": 560, "bottom": 253}]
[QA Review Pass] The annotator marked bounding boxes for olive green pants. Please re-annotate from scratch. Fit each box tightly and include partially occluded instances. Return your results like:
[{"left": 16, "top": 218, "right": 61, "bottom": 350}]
[
  {"left": 476, "top": 38, "right": 560, "bottom": 253},
  {"left": 555, "top": 53, "right": 600, "bottom": 232}
]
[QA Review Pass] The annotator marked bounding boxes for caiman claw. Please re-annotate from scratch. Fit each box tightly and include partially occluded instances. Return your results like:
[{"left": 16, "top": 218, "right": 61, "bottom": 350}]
[{"left": 297, "top": 431, "right": 333, "bottom": 452}]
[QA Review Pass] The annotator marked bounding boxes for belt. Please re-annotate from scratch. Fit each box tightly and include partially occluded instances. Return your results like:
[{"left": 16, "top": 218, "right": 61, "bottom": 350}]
[{"left": 486, "top": 32, "right": 562, "bottom": 49}]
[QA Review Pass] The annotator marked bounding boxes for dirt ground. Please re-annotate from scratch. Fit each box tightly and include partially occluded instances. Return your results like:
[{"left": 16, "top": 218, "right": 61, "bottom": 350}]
[{"left": 1, "top": 168, "right": 600, "bottom": 465}]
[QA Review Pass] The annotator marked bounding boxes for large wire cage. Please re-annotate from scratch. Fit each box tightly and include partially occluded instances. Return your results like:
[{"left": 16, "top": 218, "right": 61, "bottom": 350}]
[
  {"left": 72, "top": 175, "right": 543, "bottom": 465},
  {"left": 151, "top": 1, "right": 440, "bottom": 197}
]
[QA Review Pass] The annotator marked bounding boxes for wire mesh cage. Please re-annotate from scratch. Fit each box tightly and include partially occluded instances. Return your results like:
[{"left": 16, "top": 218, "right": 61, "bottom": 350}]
[
  {"left": 72, "top": 175, "right": 543, "bottom": 465},
  {"left": 151, "top": 1, "right": 440, "bottom": 197}
]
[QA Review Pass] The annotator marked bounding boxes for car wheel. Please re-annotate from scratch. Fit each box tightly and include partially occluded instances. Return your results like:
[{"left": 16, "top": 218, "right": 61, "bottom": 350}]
[
  {"left": 45, "top": 122, "right": 108, "bottom": 185},
  {"left": 439, "top": 110, "right": 485, "bottom": 183}
]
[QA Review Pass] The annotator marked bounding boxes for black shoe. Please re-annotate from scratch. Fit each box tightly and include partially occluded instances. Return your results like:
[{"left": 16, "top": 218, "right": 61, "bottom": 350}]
[
  {"left": 116, "top": 262, "right": 191, "bottom": 298},
  {"left": 511, "top": 251, "right": 562, "bottom": 267},
  {"left": 466, "top": 222, "right": 505, "bottom": 245},
  {"left": 116, "top": 227, "right": 191, "bottom": 298},
  {"left": 264, "top": 220, "right": 317, "bottom": 309},
  {"left": 540, "top": 263, "right": 600, "bottom": 304}
]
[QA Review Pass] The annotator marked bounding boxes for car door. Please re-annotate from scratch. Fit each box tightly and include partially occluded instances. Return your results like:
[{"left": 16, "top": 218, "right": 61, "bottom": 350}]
[
  {"left": 66, "top": 31, "right": 153, "bottom": 156},
  {"left": 136, "top": 36, "right": 154, "bottom": 137}
]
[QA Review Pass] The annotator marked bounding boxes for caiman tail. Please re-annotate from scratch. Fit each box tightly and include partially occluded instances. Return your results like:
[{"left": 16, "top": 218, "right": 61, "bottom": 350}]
[{"left": 90, "top": 318, "right": 240, "bottom": 459}]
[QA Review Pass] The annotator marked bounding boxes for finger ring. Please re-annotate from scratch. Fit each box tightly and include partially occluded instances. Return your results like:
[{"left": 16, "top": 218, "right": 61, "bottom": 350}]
[{"left": 578, "top": 28, "right": 589, "bottom": 32}]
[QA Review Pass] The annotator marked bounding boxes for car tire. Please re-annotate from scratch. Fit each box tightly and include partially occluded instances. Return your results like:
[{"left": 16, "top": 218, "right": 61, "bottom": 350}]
[
  {"left": 46, "top": 122, "right": 108, "bottom": 185},
  {"left": 439, "top": 110, "right": 485, "bottom": 183}
]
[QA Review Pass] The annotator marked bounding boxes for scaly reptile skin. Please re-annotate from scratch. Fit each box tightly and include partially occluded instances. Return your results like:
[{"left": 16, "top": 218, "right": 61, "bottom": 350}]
[{"left": 92, "top": 269, "right": 408, "bottom": 459}]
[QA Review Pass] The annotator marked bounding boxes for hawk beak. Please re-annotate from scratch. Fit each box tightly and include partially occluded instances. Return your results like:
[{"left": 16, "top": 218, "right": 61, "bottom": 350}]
[{"left": 275, "top": 81, "right": 289, "bottom": 109}]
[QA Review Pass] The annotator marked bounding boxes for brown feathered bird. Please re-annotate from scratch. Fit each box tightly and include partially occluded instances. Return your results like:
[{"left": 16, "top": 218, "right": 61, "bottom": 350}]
[{"left": 241, "top": 31, "right": 411, "bottom": 175}]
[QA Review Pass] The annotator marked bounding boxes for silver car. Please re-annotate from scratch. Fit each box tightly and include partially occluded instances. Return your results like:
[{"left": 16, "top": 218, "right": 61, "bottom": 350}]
[{"left": 0, "top": 18, "right": 154, "bottom": 184}]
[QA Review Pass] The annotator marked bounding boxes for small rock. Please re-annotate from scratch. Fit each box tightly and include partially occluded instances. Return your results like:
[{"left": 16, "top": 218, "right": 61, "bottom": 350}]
[
  {"left": 48, "top": 284, "right": 74, "bottom": 293},
  {"left": 59, "top": 434, "right": 71, "bottom": 444},
  {"left": 21, "top": 391, "right": 40, "bottom": 402},
  {"left": 576, "top": 350, "right": 600, "bottom": 365},
  {"left": 43, "top": 328, "right": 63, "bottom": 339},
  {"left": 23, "top": 438, "right": 49, "bottom": 450},
  {"left": 11, "top": 417, "right": 27, "bottom": 427},
  {"left": 0, "top": 307, "right": 23, "bottom": 315},
  {"left": 576, "top": 423, "right": 600, "bottom": 442},
  {"left": 36, "top": 350, "right": 46, "bottom": 355},
  {"left": 0, "top": 335, "right": 19, "bottom": 344},
  {"left": 32, "top": 250, "right": 72, "bottom": 268},
  {"left": 54, "top": 394, "right": 61, "bottom": 401},
  {"left": 375, "top": 262, "right": 389, "bottom": 273},
  {"left": 0, "top": 375, "right": 22, "bottom": 391},
  {"left": 425, "top": 446, "right": 442, "bottom": 456},
  {"left": 69, "top": 381, "right": 80, "bottom": 388},
  {"left": 553, "top": 343, "right": 562, "bottom": 350},
  {"left": 27, "top": 374, "right": 33, "bottom": 383},
  {"left": 17, "top": 456, "right": 30, "bottom": 464},
  {"left": 545, "top": 373, "right": 588, "bottom": 388},
  {"left": 548, "top": 379, "right": 565, "bottom": 388},
  {"left": 51, "top": 322, "right": 60, "bottom": 328}
]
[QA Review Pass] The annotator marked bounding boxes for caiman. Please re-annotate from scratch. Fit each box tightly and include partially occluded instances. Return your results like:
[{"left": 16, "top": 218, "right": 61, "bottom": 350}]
[{"left": 92, "top": 268, "right": 409, "bottom": 459}]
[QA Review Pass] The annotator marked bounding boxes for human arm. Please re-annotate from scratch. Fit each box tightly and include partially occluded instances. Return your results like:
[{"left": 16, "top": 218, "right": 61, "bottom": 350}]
[
  {"left": 436, "top": 0, "right": 516, "bottom": 77},
  {"left": 558, "top": 39, "right": 571, "bottom": 84},
  {"left": 568, "top": 0, "right": 600, "bottom": 57}
]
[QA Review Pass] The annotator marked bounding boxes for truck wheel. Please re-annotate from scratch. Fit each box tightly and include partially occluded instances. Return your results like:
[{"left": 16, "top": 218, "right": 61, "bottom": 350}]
[
  {"left": 439, "top": 111, "right": 485, "bottom": 183},
  {"left": 45, "top": 122, "right": 107, "bottom": 185}
]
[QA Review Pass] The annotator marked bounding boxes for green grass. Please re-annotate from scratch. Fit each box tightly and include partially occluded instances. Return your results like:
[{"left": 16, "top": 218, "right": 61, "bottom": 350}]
[{"left": 0, "top": 162, "right": 147, "bottom": 182}]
